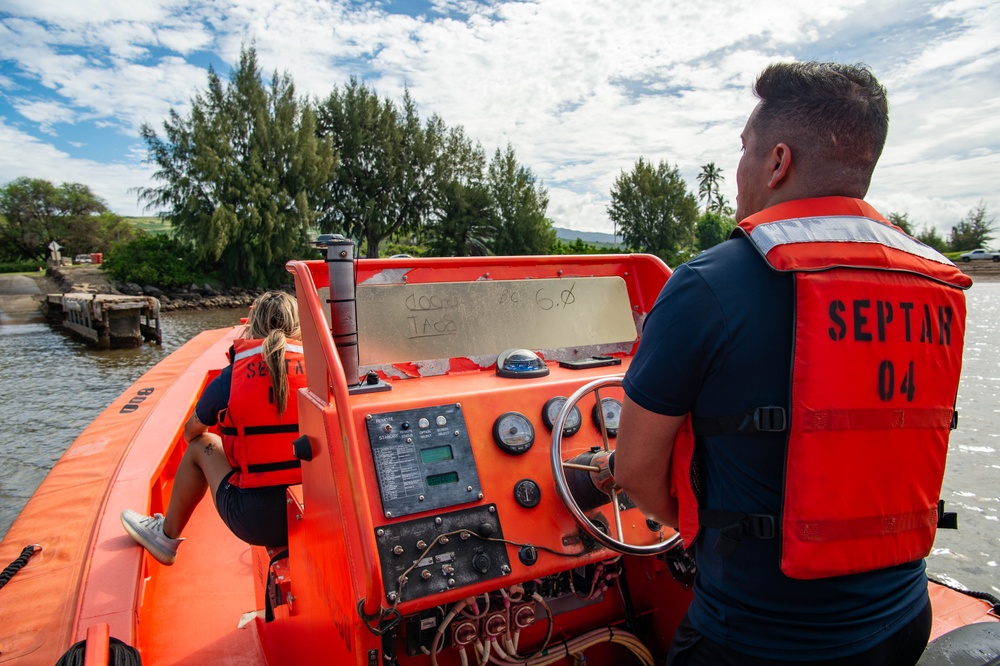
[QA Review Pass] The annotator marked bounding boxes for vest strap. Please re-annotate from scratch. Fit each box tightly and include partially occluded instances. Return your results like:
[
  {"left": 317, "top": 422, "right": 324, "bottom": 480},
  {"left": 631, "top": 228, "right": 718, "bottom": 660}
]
[
  {"left": 219, "top": 423, "right": 300, "bottom": 437},
  {"left": 692, "top": 406, "right": 787, "bottom": 436},
  {"left": 698, "top": 509, "right": 777, "bottom": 556},
  {"left": 938, "top": 500, "right": 958, "bottom": 530},
  {"left": 247, "top": 460, "right": 301, "bottom": 474}
]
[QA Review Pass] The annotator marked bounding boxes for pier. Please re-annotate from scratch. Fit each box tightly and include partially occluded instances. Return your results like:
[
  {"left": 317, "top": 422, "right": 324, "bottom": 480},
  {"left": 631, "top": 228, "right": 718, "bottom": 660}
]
[{"left": 46, "top": 293, "right": 162, "bottom": 349}]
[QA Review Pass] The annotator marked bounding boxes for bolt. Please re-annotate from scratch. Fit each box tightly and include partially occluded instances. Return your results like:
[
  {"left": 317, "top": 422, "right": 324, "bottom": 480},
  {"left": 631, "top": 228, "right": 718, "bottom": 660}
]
[
  {"left": 478, "top": 493, "right": 484, "bottom": 500},
  {"left": 386, "top": 512, "right": 393, "bottom": 518},
  {"left": 377, "top": 529, "right": 385, "bottom": 537},
  {"left": 366, "top": 414, "right": 373, "bottom": 421},
  {"left": 455, "top": 403, "right": 461, "bottom": 410},
  {"left": 434, "top": 517, "right": 443, "bottom": 525},
  {"left": 454, "top": 430, "right": 460, "bottom": 436},
  {"left": 419, "top": 495, "right": 425, "bottom": 501},
  {"left": 467, "top": 486, "right": 473, "bottom": 492},
  {"left": 448, "top": 578, "right": 456, "bottom": 587},
  {"left": 387, "top": 591, "right": 398, "bottom": 602},
  {"left": 421, "top": 570, "right": 432, "bottom": 580},
  {"left": 393, "top": 545, "right": 404, "bottom": 555},
  {"left": 488, "top": 505, "right": 495, "bottom": 513},
  {"left": 501, "top": 565, "right": 510, "bottom": 574},
  {"left": 440, "top": 536, "right": 449, "bottom": 544}
]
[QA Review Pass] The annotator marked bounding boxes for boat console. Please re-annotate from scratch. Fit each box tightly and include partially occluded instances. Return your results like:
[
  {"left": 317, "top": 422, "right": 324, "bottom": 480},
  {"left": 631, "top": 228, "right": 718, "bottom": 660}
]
[{"left": 264, "top": 250, "right": 692, "bottom": 664}]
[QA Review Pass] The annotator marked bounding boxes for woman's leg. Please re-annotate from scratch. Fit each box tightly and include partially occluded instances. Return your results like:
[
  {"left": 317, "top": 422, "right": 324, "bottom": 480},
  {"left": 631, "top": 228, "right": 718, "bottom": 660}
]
[{"left": 162, "top": 432, "right": 235, "bottom": 539}]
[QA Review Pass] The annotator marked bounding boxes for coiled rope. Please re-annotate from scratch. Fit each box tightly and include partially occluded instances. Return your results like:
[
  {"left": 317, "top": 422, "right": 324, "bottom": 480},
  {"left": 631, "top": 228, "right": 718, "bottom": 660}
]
[
  {"left": 54, "top": 637, "right": 142, "bottom": 666},
  {"left": 0, "top": 544, "right": 40, "bottom": 590}
]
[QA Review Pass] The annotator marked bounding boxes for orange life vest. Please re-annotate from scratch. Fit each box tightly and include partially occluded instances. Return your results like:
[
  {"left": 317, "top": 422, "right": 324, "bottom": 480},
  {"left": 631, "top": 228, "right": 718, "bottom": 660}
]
[
  {"left": 670, "top": 197, "right": 970, "bottom": 579},
  {"left": 219, "top": 338, "right": 307, "bottom": 489}
]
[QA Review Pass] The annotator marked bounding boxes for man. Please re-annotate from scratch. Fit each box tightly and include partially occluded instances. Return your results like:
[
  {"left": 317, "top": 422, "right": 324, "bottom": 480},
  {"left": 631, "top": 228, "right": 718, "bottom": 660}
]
[{"left": 615, "top": 62, "right": 970, "bottom": 665}]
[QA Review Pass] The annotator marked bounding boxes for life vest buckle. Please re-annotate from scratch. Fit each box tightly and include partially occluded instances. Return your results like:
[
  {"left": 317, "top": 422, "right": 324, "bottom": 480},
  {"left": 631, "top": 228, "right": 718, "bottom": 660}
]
[
  {"left": 748, "top": 514, "right": 777, "bottom": 539},
  {"left": 753, "top": 406, "right": 787, "bottom": 433}
]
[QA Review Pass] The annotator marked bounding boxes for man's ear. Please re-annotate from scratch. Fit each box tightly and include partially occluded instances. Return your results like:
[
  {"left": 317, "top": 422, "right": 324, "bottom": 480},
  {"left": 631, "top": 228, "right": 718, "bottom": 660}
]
[{"left": 767, "top": 143, "right": 792, "bottom": 189}]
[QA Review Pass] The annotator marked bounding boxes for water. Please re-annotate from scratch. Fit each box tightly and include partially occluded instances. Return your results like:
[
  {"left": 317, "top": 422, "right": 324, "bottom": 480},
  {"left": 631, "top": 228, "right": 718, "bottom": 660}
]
[
  {"left": 0, "top": 289, "right": 997, "bottom": 597},
  {"left": 0, "top": 308, "right": 244, "bottom": 539}
]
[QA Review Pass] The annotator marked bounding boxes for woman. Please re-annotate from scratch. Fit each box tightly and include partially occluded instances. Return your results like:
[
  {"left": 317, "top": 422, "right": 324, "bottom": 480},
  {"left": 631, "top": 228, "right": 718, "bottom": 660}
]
[{"left": 121, "top": 291, "right": 307, "bottom": 565}]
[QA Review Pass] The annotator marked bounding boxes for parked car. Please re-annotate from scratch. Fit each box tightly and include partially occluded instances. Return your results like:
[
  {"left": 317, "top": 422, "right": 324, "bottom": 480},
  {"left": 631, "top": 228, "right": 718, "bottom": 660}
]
[
  {"left": 73, "top": 254, "right": 93, "bottom": 264},
  {"left": 958, "top": 248, "right": 1000, "bottom": 262}
]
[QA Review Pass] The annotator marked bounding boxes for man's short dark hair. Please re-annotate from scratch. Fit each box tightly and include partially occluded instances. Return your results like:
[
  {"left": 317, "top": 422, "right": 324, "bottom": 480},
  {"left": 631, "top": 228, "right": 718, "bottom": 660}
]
[{"left": 751, "top": 61, "right": 889, "bottom": 198}]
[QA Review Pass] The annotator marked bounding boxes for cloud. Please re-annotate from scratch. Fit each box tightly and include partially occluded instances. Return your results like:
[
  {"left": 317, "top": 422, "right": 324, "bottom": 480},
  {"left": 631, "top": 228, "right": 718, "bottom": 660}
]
[
  {"left": 0, "top": 118, "right": 154, "bottom": 215},
  {"left": 0, "top": 0, "right": 997, "bottom": 236}
]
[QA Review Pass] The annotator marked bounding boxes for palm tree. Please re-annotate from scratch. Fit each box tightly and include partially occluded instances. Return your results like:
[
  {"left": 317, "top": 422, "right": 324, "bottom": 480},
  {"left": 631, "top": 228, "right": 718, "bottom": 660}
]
[{"left": 697, "top": 163, "right": 725, "bottom": 214}]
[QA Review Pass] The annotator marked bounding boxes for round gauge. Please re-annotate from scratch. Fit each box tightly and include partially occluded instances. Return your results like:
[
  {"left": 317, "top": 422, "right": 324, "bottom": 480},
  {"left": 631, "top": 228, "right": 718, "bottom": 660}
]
[
  {"left": 541, "top": 397, "right": 582, "bottom": 436},
  {"left": 492, "top": 411, "right": 535, "bottom": 455},
  {"left": 513, "top": 479, "right": 541, "bottom": 508},
  {"left": 591, "top": 397, "right": 623, "bottom": 437}
]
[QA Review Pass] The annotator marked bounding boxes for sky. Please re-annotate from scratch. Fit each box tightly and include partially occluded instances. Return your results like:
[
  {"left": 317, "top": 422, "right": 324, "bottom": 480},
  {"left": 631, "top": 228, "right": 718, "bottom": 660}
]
[{"left": 0, "top": 0, "right": 998, "bottom": 239}]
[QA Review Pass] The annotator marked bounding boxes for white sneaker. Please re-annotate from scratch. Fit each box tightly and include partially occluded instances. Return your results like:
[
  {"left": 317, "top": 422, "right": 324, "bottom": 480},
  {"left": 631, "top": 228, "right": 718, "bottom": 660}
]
[{"left": 120, "top": 509, "right": 184, "bottom": 565}]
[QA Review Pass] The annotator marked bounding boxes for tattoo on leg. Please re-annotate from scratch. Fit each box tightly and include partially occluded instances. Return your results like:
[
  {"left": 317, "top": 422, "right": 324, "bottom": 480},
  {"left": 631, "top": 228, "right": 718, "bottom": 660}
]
[{"left": 204, "top": 443, "right": 215, "bottom": 456}]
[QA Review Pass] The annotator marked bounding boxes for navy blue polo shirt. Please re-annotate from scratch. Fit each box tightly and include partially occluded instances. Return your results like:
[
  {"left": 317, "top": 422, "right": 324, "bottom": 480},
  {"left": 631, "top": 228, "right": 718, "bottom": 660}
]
[
  {"left": 623, "top": 236, "right": 927, "bottom": 659},
  {"left": 196, "top": 364, "right": 232, "bottom": 426}
]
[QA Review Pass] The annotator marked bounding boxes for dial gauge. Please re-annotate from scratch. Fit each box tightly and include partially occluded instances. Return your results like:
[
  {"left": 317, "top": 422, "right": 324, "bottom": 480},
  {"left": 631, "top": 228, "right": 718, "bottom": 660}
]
[
  {"left": 492, "top": 411, "right": 535, "bottom": 455},
  {"left": 542, "top": 397, "right": 582, "bottom": 436},
  {"left": 591, "top": 397, "right": 623, "bottom": 437},
  {"left": 513, "top": 478, "right": 541, "bottom": 508}
]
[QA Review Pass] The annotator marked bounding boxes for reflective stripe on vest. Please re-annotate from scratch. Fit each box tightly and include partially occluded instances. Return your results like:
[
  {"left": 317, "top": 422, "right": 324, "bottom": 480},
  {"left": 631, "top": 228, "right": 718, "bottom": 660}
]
[{"left": 745, "top": 214, "right": 956, "bottom": 268}]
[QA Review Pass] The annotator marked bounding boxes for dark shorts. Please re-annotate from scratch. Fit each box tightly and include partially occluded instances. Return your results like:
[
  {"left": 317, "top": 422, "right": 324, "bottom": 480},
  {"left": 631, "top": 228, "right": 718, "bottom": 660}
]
[
  {"left": 666, "top": 595, "right": 932, "bottom": 666},
  {"left": 214, "top": 469, "right": 289, "bottom": 548}
]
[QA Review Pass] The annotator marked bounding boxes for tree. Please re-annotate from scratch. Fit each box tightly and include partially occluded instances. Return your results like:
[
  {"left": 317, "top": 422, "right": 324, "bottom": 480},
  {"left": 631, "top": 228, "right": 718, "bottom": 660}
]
[
  {"left": 138, "top": 47, "right": 336, "bottom": 286},
  {"left": 102, "top": 234, "right": 197, "bottom": 287},
  {"left": 697, "top": 210, "right": 735, "bottom": 252},
  {"left": 608, "top": 158, "right": 699, "bottom": 266},
  {"left": 886, "top": 211, "right": 914, "bottom": 235},
  {"left": 426, "top": 180, "right": 494, "bottom": 257},
  {"left": 711, "top": 192, "right": 733, "bottom": 217},
  {"left": 697, "top": 163, "right": 725, "bottom": 214},
  {"left": 948, "top": 201, "right": 995, "bottom": 251},
  {"left": 316, "top": 81, "right": 441, "bottom": 258},
  {"left": 487, "top": 144, "right": 555, "bottom": 255},
  {"left": 915, "top": 225, "right": 947, "bottom": 252},
  {"left": 0, "top": 177, "right": 121, "bottom": 260},
  {"left": 424, "top": 126, "right": 494, "bottom": 256}
]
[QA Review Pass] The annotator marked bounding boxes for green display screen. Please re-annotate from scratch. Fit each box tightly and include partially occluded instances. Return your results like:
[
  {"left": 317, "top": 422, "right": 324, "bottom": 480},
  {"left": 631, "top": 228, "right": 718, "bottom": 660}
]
[
  {"left": 426, "top": 471, "right": 459, "bottom": 487},
  {"left": 420, "top": 445, "right": 454, "bottom": 464}
]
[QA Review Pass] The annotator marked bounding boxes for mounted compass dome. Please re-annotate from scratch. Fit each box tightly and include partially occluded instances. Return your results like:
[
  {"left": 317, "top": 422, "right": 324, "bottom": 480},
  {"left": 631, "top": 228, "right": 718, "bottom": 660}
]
[{"left": 495, "top": 348, "right": 549, "bottom": 379}]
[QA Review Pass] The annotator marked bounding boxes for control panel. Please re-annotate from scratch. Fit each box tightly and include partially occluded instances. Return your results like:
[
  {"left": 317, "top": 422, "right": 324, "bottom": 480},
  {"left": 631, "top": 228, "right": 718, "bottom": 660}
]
[
  {"left": 375, "top": 504, "right": 511, "bottom": 603},
  {"left": 366, "top": 403, "right": 483, "bottom": 518}
]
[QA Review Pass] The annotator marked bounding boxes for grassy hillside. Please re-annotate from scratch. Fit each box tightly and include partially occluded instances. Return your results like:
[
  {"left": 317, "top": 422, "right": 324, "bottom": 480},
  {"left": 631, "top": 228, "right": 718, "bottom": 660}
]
[{"left": 124, "top": 216, "right": 172, "bottom": 235}]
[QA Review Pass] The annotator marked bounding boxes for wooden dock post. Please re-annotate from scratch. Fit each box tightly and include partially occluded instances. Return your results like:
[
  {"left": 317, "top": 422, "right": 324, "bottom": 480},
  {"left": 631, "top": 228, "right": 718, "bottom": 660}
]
[{"left": 46, "top": 293, "right": 162, "bottom": 349}]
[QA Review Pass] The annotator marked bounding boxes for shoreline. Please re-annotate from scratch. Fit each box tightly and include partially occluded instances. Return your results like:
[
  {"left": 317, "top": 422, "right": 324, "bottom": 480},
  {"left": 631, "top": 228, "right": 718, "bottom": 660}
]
[{"left": 2, "top": 260, "right": 997, "bottom": 327}]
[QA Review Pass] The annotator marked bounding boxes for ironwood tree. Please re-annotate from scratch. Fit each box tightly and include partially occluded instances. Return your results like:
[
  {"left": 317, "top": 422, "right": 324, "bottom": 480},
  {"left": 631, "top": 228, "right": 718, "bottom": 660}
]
[
  {"left": 608, "top": 158, "right": 699, "bottom": 266},
  {"left": 137, "top": 47, "right": 336, "bottom": 287},
  {"left": 423, "top": 126, "right": 493, "bottom": 257},
  {"left": 487, "top": 143, "right": 555, "bottom": 256},
  {"left": 316, "top": 81, "right": 442, "bottom": 258},
  {"left": 948, "top": 202, "right": 995, "bottom": 251}
]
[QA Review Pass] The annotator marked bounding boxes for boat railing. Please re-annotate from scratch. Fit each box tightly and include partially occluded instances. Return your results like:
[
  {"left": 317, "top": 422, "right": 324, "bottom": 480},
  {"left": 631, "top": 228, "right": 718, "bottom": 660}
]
[{"left": 286, "top": 259, "right": 387, "bottom": 616}]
